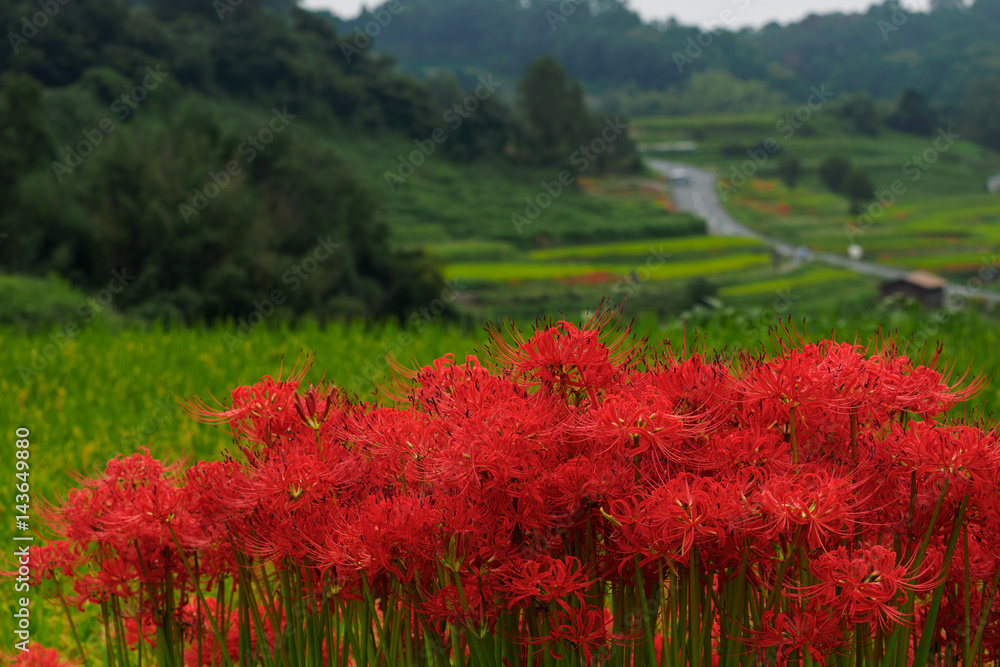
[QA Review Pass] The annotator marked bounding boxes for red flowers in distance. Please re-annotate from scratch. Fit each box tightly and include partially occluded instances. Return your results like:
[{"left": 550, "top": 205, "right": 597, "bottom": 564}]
[{"left": 24, "top": 313, "right": 1000, "bottom": 667}]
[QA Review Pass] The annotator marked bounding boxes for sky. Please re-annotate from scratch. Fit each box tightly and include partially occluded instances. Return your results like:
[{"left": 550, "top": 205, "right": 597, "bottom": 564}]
[{"left": 298, "top": 0, "right": 930, "bottom": 29}]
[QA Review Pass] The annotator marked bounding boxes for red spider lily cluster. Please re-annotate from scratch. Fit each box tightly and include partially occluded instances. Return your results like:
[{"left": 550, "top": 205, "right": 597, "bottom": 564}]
[
  {"left": 5, "top": 647, "right": 80, "bottom": 667},
  {"left": 22, "top": 313, "right": 1000, "bottom": 667}
]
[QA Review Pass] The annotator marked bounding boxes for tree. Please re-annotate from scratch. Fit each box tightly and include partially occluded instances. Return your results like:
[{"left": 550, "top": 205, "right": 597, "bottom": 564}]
[
  {"left": 0, "top": 73, "right": 50, "bottom": 211},
  {"left": 818, "top": 157, "right": 851, "bottom": 193},
  {"left": 777, "top": 155, "right": 802, "bottom": 188},
  {"left": 150, "top": 0, "right": 264, "bottom": 21},
  {"left": 962, "top": 76, "right": 1000, "bottom": 151},
  {"left": 425, "top": 74, "right": 513, "bottom": 162},
  {"left": 836, "top": 94, "right": 880, "bottom": 136},
  {"left": 888, "top": 89, "right": 937, "bottom": 136},
  {"left": 841, "top": 169, "right": 875, "bottom": 210},
  {"left": 684, "top": 277, "right": 718, "bottom": 308},
  {"left": 516, "top": 56, "right": 595, "bottom": 167}
]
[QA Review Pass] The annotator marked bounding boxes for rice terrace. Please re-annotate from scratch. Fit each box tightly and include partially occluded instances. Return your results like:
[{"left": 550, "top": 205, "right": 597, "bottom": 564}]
[{"left": 4, "top": 0, "right": 1000, "bottom": 665}]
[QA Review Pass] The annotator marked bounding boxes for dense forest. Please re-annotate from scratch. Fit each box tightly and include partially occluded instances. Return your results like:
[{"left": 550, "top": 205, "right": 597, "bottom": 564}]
[
  {"left": 333, "top": 0, "right": 1000, "bottom": 149},
  {"left": 0, "top": 0, "right": 636, "bottom": 323}
]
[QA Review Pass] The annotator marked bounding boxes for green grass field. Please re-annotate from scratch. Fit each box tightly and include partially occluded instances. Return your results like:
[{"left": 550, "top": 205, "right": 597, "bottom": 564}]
[
  {"left": 445, "top": 254, "right": 770, "bottom": 283},
  {"left": 716, "top": 267, "right": 858, "bottom": 297},
  {"left": 527, "top": 235, "right": 765, "bottom": 260}
]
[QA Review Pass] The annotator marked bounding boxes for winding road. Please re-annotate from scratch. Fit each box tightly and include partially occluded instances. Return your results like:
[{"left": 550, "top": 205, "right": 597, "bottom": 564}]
[{"left": 645, "top": 158, "right": 1000, "bottom": 303}]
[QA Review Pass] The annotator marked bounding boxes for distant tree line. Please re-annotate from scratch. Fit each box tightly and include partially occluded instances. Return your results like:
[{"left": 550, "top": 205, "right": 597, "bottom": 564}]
[{"left": 340, "top": 0, "right": 1000, "bottom": 152}]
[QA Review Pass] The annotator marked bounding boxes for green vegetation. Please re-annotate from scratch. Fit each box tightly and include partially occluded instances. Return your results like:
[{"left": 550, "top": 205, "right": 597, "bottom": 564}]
[
  {"left": 888, "top": 88, "right": 938, "bottom": 137},
  {"left": 0, "top": 0, "right": 460, "bottom": 323},
  {"left": 0, "top": 0, "right": 645, "bottom": 325},
  {"left": 717, "top": 267, "right": 858, "bottom": 297},
  {"left": 528, "top": 235, "right": 764, "bottom": 260},
  {"left": 776, "top": 155, "right": 802, "bottom": 188},
  {"left": 0, "top": 274, "right": 121, "bottom": 329},
  {"left": 819, "top": 156, "right": 853, "bottom": 193},
  {"left": 332, "top": 134, "right": 702, "bottom": 250},
  {"left": 515, "top": 55, "right": 637, "bottom": 171},
  {"left": 445, "top": 254, "right": 769, "bottom": 283}
]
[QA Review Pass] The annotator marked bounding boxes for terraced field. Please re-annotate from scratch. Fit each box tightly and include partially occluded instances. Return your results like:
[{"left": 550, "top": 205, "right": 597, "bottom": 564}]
[
  {"left": 430, "top": 229, "right": 815, "bottom": 319},
  {"left": 717, "top": 267, "right": 858, "bottom": 297},
  {"left": 720, "top": 182, "right": 1000, "bottom": 283},
  {"left": 632, "top": 113, "right": 1000, "bottom": 289},
  {"left": 383, "top": 112, "right": 1000, "bottom": 320}
]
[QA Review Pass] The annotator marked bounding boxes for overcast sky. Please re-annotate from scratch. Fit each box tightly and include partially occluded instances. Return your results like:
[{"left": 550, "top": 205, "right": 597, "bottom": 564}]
[{"left": 299, "top": 0, "right": 930, "bottom": 29}]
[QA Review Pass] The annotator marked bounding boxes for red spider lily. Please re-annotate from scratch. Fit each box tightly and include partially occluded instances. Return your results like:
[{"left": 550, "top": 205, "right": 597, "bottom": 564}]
[
  {"left": 25, "top": 539, "right": 81, "bottom": 585},
  {"left": 611, "top": 473, "right": 743, "bottom": 566},
  {"left": 481, "top": 310, "right": 642, "bottom": 403},
  {"left": 124, "top": 612, "right": 159, "bottom": 650},
  {"left": 500, "top": 556, "right": 592, "bottom": 612},
  {"left": 182, "top": 355, "right": 312, "bottom": 447},
  {"left": 529, "top": 605, "right": 629, "bottom": 665},
  {"left": 648, "top": 346, "right": 737, "bottom": 410},
  {"left": 801, "top": 545, "right": 934, "bottom": 631},
  {"left": 753, "top": 607, "right": 844, "bottom": 666},
  {"left": 755, "top": 469, "right": 857, "bottom": 551},
  {"left": 897, "top": 421, "right": 1000, "bottom": 495},
  {"left": 7, "top": 647, "right": 80, "bottom": 667},
  {"left": 891, "top": 345, "right": 986, "bottom": 418},
  {"left": 581, "top": 388, "right": 709, "bottom": 464},
  {"left": 709, "top": 426, "right": 789, "bottom": 471}
]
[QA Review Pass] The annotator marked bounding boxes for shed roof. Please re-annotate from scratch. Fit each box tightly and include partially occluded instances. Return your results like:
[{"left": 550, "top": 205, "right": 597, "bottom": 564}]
[{"left": 901, "top": 270, "right": 947, "bottom": 289}]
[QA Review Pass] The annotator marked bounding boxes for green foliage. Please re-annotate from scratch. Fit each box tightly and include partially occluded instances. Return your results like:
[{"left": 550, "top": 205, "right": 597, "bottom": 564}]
[
  {"left": 0, "top": 0, "right": 441, "bottom": 136},
  {"left": 517, "top": 56, "right": 593, "bottom": 167},
  {"left": 333, "top": 0, "right": 998, "bottom": 142},
  {"left": 832, "top": 93, "right": 881, "bottom": 136},
  {"left": 841, "top": 168, "right": 876, "bottom": 209},
  {"left": 962, "top": 75, "right": 1000, "bottom": 151},
  {"left": 602, "top": 71, "right": 788, "bottom": 117},
  {"left": 0, "top": 273, "right": 120, "bottom": 330},
  {"left": 887, "top": 88, "right": 938, "bottom": 137},
  {"left": 0, "top": 73, "right": 50, "bottom": 211},
  {"left": 444, "top": 254, "right": 769, "bottom": 283},
  {"left": 1, "top": 0, "right": 609, "bottom": 325},
  {"left": 0, "top": 0, "right": 649, "bottom": 326},
  {"left": 515, "top": 56, "right": 637, "bottom": 172},
  {"left": 332, "top": 0, "right": 754, "bottom": 91},
  {"left": 333, "top": 0, "right": 1000, "bottom": 155},
  {"left": 754, "top": 1, "right": 1000, "bottom": 104},
  {"left": 683, "top": 276, "right": 718, "bottom": 307},
  {"left": 424, "top": 74, "right": 514, "bottom": 162},
  {"left": 0, "top": 91, "right": 455, "bottom": 324},
  {"left": 776, "top": 155, "right": 802, "bottom": 188},
  {"left": 818, "top": 156, "right": 852, "bottom": 193}
]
